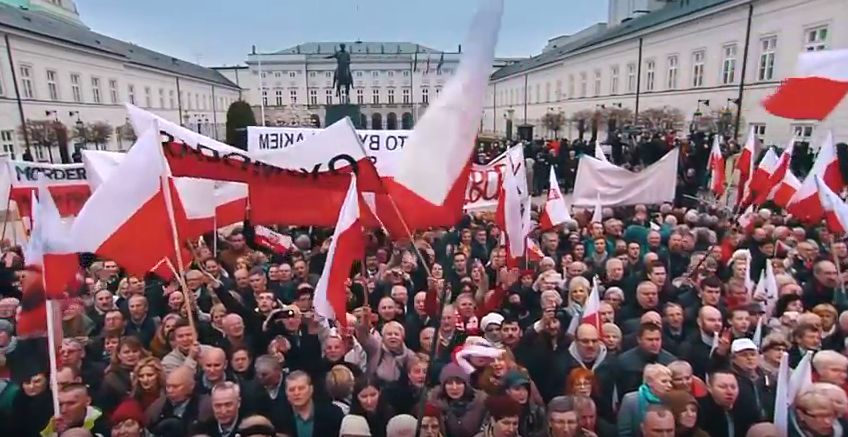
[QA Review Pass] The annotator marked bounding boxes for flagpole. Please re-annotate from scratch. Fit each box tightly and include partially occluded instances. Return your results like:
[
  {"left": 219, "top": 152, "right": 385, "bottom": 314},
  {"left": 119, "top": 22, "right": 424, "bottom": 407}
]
[
  {"left": 212, "top": 215, "right": 218, "bottom": 255},
  {"left": 1, "top": 196, "right": 11, "bottom": 245},
  {"left": 165, "top": 257, "right": 196, "bottom": 332},
  {"left": 257, "top": 46, "right": 266, "bottom": 127},
  {"left": 44, "top": 297, "right": 61, "bottom": 421}
]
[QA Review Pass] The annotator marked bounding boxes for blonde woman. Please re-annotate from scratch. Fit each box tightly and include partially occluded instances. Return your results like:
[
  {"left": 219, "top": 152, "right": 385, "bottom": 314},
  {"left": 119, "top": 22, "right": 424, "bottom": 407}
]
[
  {"left": 131, "top": 357, "right": 165, "bottom": 410},
  {"left": 617, "top": 363, "right": 673, "bottom": 437}
]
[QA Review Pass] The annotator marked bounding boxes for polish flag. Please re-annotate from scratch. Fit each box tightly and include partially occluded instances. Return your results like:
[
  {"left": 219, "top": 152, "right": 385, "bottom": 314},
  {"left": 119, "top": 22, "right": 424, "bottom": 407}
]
[
  {"left": 772, "top": 171, "right": 801, "bottom": 209},
  {"left": 736, "top": 126, "right": 758, "bottom": 204},
  {"left": 214, "top": 182, "right": 248, "bottom": 227},
  {"left": 494, "top": 148, "right": 530, "bottom": 266},
  {"left": 763, "top": 49, "right": 848, "bottom": 120},
  {"left": 766, "top": 140, "right": 795, "bottom": 202},
  {"left": 591, "top": 194, "right": 603, "bottom": 224},
  {"left": 69, "top": 125, "right": 188, "bottom": 278},
  {"left": 708, "top": 135, "right": 726, "bottom": 197},
  {"left": 538, "top": 167, "right": 570, "bottom": 231},
  {"left": 567, "top": 277, "right": 602, "bottom": 335},
  {"left": 815, "top": 176, "right": 848, "bottom": 234},
  {"left": 24, "top": 186, "right": 79, "bottom": 300},
  {"left": 254, "top": 225, "right": 293, "bottom": 254},
  {"left": 787, "top": 131, "right": 844, "bottom": 222},
  {"left": 773, "top": 353, "right": 790, "bottom": 433},
  {"left": 314, "top": 177, "right": 365, "bottom": 328},
  {"left": 383, "top": 0, "right": 504, "bottom": 229},
  {"left": 526, "top": 238, "right": 545, "bottom": 262},
  {"left": 744, "top": 148, "right": 779, "bottom": 206}
]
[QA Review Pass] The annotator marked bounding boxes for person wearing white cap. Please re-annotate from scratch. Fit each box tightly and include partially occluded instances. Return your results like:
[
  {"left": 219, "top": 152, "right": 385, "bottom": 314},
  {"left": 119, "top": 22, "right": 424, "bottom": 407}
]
[
  {"left": 339, "top": 414, "right": 372, "bottom": 437},
  {"left": 480, "top": 312, "right": 504, "bottom": 346},
  {"left": 727, "top": 338, "right": 772, "bottom": 424},
  {"left": 385, "top": 414, "right": 417, "bottom": 437}
]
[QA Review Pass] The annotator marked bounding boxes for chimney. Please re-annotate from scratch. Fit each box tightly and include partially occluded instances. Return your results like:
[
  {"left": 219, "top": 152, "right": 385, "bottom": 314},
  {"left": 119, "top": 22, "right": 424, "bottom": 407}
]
[
  {"left": 251, "top": 45, "right": 256, "bottom": 55},
  {"left": 458, "top": 44, "right": 462, "bottom": 53}
]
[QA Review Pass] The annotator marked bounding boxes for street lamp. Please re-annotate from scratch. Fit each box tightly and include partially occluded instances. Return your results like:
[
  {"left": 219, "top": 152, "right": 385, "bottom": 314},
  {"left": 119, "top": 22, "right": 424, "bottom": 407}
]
[{"left": 43, "top": 110, "right": 59, "bottom": 162}]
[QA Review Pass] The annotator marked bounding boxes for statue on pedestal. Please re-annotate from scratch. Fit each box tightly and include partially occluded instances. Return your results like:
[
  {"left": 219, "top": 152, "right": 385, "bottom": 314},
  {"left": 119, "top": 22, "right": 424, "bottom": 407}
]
[{"left": 326, "top": 44, "right": 353, "bottom": 103}]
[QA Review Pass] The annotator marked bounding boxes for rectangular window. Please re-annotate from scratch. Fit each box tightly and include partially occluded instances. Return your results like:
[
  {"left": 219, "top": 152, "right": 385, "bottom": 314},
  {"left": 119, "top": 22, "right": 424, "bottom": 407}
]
[
  {"left": 579, "top": 72, "right": 587, "bottom": 98},
  {"left": 143, "top": 87, "right": 151, "bottom": 107},
  {"left": 645, "top": 60, "right": 655, "bottom": 91},
  {"left": 750, "top": 123, "right": 766, "bottom": 142},
  {"left": 70, "top": 73, "right": 82, "bottom": 102},
  {"left": 356, "top": 89, "right": 364, "bottom": 104},
  {"left": 388, "top": 71, "right": 394, "bottom": 77},
  {"left": 289, "top": 89, "right": 297, "bottom": 104},
  {"left": 387, "top": 88, "right": 395, "bottom": 104},
  {"left": 534, "top": 84, "right": 540, "bottom": 104},
  {"left": 568, "top": 75, "right": 575, "bottom": 98},
  {"left": 402, "top": 70, "right": 409, "bottom": 77},
  {"left": 109, "top": 79, "right": 118, "bottom": 103},
  {"left": 805, "top": 26, "right": 828, "bottom": 51},
  {"left": 260, "top": 89, "right": 267, "bottom": 107},
  {"left": 274, "top": 71, "right": 281, "bottom": 78},
  {"left": 626, "top": 63, "right": 636, "bottom": 93},
  {"left": 555, "top": 80, "right": 562, "bottom": 101},
  {"left": 793, "top": 124, "right": 814, "bottom": 144},
  {"left": 356, "top": 71, "right": 363, "bottom": 78},
  {"left": 666, "top": 55, "right": 678, "bottom": 89},
  {"left": 435, "top": 87, "right": 441, "bottom": 97},
  {"left": 128, "top": 84, "right": 136, "bottom": 105},
  {"left": 91, "top": 77, "right": 102, "bottom": 103},
  {"left": 169, "top": 90, "right": 175, "bottom": 108},
  {"left": 46, "top": 70, "right": 59, "bottom": 101},
  {"left": 1, "top": 130, "right": 16, "bottom": 160},
  {"left": 327, "top": 89, "right": 334, "bottom": 105},
  {"left": 194, "top": 93, "right": 199, "bottom": 110},
  {"left": 422, "top": 88, "right": 429, "bottom": 104},
  {"left": 157, "top": 87, "right": 164, "bottom": 108},
  {"left": 593, "top": 70, "right": 602, "bottom": 96},
  {"left": 372, "top": 89, "right": 379, "bottom": 104},
  {"left": 545, "top": 82, "right": 551, "bottom": 102},
  {"left": 692, "top": 50, "right": 705, "bottom": 87},
  {"left": 309, "top": 71, "right": 316, "bottom": 78},
  {"left": 402, "top": 88, "right": 410, "bottom": 104},
  {"left": 289, "top": 71, "right": 296, "bottom": 78},
  {"left": 309, "top": 89, "right": 318, "bottom": 105},
  {"left": 20, "top": 65, "right": 34, "bottom": 98},
  {"left": 721, "top": 44, "right": 737, "bottom": 84},
  {"left": 275, "top": 89, "right": 283, "bottom": 106},
  {"left": 372, "top": 71, "right": 379, "bottom": 78},
  {"left": 610, "top": 66, "right": 619, "bottom": 95},
  {"left": 758, "top": 36, "right": 777, "bottom": 81}
]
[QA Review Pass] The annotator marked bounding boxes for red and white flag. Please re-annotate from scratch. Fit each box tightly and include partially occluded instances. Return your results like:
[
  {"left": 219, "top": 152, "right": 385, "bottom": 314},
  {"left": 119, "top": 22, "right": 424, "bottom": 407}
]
[
  {"left": 538, "top": 167, "right": 570, "bottom": 231},
  {"left": 763, "top": 49, "right": 848, "bottom": 120},
  {"left": 772, "top": 171, "right": 801, "bottom": 209},
  {"left": 815, "top": 175, "right": 848, "bottom": 234},
  {"left": 708, "top": 135, "right": 726, "bottom": 197},
  {"left": 384, "top": 0, "right": 504, "bottom": 229},
  {"left": 736, "top": 126, "right": 758, "bottom": 205},
  {"left": 787, "top": 131, "right": 844, "bottom": 222},
  {"left": 69, "top": 125, "right": 188, "bottom": 279},
  {"left": 494, "top": 148, "right": 530, "bottom": 266},
  {"left": 254, "top": 225, "right": 293, "bottom": 254},
  {"left": 0, "top": 160, "right": 91, "bottom": 221},
  {"left": 766, "top": 140, "right": 795, "bottom": 202},
  {"left": 24, "top": 185, "right": 79, "bottom": 299},
  {"left": 214, "top": 182, "right": 248, "bottom": 227},
  {"left": 526, "top": 238, "right": 544, "bottom": 262},
  {"left": 314, "top": 177, "right": 365, "bottom": 328},
  {"left": 567, "top": 277, "right": 602, "bottom": 335},
  {"left": 744, "top": 148, "right": 779, "bottom": 206}
]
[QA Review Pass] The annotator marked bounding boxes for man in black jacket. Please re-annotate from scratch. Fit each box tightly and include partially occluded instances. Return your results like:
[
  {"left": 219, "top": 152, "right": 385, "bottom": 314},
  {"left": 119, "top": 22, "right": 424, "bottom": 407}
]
[
  {"left": 678, "top": 305, "right": 723, "bottom": 379},
  {"left": 190, "top": 381, "right": 246, "bottom": 437},
  {"left": 272, "top": 370, "right": 344, "bottom": 437},
  {"left": 698, "top": 369, "right": 753, "bottom": 437}
]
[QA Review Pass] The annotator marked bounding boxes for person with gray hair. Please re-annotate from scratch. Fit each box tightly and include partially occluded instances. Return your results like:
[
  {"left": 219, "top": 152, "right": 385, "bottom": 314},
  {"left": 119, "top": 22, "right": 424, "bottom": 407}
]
[
  {"left": 546, "top": 396, "right": 579, "bottom": 437},
  {"left": 812, "top": 350, "right": 848, "bottom": 387}
]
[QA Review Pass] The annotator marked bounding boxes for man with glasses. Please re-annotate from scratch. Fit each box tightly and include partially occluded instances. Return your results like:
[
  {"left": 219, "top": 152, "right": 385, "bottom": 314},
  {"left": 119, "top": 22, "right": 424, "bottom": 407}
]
[{"left": 552, "top": 324, "right": 608, "bottom": 399}]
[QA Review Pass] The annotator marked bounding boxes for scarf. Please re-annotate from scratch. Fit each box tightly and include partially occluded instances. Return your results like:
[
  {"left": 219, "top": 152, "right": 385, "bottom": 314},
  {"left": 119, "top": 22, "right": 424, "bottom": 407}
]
[{"left": 637, "top": 384, "right": 662, "bottom": 421}]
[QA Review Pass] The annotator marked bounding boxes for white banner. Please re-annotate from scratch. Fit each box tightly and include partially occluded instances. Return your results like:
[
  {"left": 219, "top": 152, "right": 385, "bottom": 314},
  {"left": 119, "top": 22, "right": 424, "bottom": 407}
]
[
  {"left": 571, "top": 148, "right": 679, "bottom": 206},
  {"left": 247, "top": 126, "right": 410, "bottom": 175},
  {"left": 464, "top": 145, "right": 526, "bottom": 211}
]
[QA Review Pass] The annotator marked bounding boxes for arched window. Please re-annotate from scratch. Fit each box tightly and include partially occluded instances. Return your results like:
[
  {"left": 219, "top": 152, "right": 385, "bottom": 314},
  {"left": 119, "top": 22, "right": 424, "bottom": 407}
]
[
  {"left": 359, "top": 113, "right": 368, "bottom": 129},
  {"left": 371, "top": 113, "right": 383, "bottom": 130},
  {"left": 386, "top": 112, "right": 398, "bottom": 130},
  {"left": 401, "top": 112, "right": 414, "bottom": 129}
]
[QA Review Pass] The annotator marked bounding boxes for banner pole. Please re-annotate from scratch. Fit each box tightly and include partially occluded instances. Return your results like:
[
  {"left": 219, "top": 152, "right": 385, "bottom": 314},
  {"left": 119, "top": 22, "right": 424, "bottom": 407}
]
[
  {"left": 1, "top": 196, "right": 11, "bottom": 245},
  {"left": 166, "top": 257, "right": 196, "bottom": 332},
  {"left": 45, "top": 297, "right": 61, "bottom": 420}
]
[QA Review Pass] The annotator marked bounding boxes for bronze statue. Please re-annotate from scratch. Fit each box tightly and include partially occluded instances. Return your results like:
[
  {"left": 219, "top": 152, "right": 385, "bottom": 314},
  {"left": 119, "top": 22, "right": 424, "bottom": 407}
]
[{"left": 326, "top": 43, "right": 353, "bottom": 103}]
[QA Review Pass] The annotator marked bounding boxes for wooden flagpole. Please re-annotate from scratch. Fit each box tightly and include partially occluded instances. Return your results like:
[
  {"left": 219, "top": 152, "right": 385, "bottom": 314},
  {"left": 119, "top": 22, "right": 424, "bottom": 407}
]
[
  {"left": 1, "top": 196, "right": 11, "bottom": 246},
  {"left": 165, "top": 257, "right": 196, "bottom": 332}
]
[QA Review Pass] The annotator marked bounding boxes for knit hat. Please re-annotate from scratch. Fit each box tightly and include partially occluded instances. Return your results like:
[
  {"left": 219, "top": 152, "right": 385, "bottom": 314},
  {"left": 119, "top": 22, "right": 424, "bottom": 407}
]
[
  {"left": 386, "top": 414, "right": 418, "bottom": 436},
  {"left": 661, "top": 390, "right": 698, "bottom": 419},
  {"left": 111, "top": 399, "right": 146, "bottom": 427},
  {"left": 439, "top": 362, "right": 470, "bottom": 385},
  {"left": 480, "top": 312, "right": 504, "bottom": 330},
  {"left": 503, "top": 369, "right": 530, "bottom": 389},
  {"left": 485, "top": 395, "right": 522, "bottom": 420},
  {"left": 339, "top": 414, "right": 371, "bottom": 436}
]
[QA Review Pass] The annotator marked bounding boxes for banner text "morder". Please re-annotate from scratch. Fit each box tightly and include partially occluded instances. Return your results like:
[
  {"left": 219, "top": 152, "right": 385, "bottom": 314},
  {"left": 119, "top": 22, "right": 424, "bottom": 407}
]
[{"left": 14, "top": 166, "right": 87, "bottom": 182}]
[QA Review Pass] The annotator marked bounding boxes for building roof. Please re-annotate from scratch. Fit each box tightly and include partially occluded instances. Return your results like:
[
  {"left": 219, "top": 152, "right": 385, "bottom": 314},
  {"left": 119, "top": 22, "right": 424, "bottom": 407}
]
[
  {"left": 0, "top": 3, "right": 239, "bottom": 88},
  {"left": 491, "top": 0, "right": 731, "bottom": 81},
  {"left": 272, "top": 41, "right": 448, "bottom": 56}
]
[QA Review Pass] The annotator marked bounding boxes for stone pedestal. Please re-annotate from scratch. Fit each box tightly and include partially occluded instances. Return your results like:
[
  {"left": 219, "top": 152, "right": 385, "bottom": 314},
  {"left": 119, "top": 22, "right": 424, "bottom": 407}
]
[{"left": 325, "top": 104, "right": 362, "bottom": 128}]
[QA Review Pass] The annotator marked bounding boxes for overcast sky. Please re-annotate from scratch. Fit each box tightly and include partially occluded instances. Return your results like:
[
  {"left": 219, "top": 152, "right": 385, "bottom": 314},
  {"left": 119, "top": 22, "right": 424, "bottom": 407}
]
[{"left": 74, "top": 0, "right": 606, "bottom": 66}]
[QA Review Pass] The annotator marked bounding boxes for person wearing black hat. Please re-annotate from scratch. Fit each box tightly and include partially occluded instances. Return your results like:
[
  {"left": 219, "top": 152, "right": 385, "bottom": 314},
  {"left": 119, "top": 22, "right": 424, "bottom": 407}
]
[
  {"left": 474, "top": 394, "right": 521, "bottom": 437},
  {"left": 11, "top": 362, "right": 53, "bottom": 437},
  {"left": 503, "top": 369, "right": 545, "bottom": 437}
]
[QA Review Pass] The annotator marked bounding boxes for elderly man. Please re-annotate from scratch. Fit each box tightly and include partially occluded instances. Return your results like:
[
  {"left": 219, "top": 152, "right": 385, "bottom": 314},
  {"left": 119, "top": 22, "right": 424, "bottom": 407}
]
[
  {"left": 146, "top": 366, "right": 213, "bottom": 434},
  {"left": 546, "top": 396, "right": 580, "bottom": 437},
  {"left": 190, "top": 382, "right": 244, "bottom": 437},
  {"left": 813, "top": 350, "right": 848, "bottom": 389},
  {"left": 727, "top": 338, "right": 773, "bottom": 424},
  {"left": 273, "top": 370, "right": 343, "bottom": 437},
  {"left": 804, "top": 260, "right": 843, "bottom": 311}
]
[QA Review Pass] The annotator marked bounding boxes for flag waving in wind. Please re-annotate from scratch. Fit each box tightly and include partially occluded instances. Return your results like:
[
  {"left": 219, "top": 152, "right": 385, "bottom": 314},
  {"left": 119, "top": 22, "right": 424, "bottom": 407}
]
[
  {"left": 708, "top": 135, "right": 725, "bottom": 197},
  {"left": 736, "top": 126, "right": 758, "bottom": 205},
  {"left": 763, "top": 49, "right": 848, "bottom": 120},
  {"left": 314, "top": 176, "right": 365, "bottom": 328},
  {"left": 538, "top": 167, "right": 570, "bottom": 231}
]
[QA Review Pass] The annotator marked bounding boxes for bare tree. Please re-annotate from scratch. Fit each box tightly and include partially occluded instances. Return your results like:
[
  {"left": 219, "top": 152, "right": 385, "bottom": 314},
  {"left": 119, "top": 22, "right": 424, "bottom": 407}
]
[
  {"left": 18, "top": 119, "right": 68, "bottom": 161},
  {"left": 637, "top": 106, "right": 685, "bottom": 133},
  {"left": 88, "top": 122, "right": 113, "bottom": 148},
  {"left": 541, "top": 112, "right": 566, "bottom": 138},
  {"left": 694, "top": 107, "right": 744, "bottom": 139}
]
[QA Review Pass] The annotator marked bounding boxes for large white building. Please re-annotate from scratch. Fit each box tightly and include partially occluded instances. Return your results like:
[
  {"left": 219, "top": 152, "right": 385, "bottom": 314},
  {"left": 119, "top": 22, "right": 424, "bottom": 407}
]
[
  {"left": 0, "top": 0, "right": 241, "bottom": 162},
  {"left": 484, "top": 0, "right": 848, "bottom": 147},
  {"left": 215, "top": 43, "right": 519, "bottom": 129}
]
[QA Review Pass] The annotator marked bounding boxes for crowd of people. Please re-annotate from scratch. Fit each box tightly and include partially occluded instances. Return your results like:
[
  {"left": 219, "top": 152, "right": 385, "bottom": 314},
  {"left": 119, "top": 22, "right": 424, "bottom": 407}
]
[{"left": 0, "top": 132, "right": 846, "bottom": 437}]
